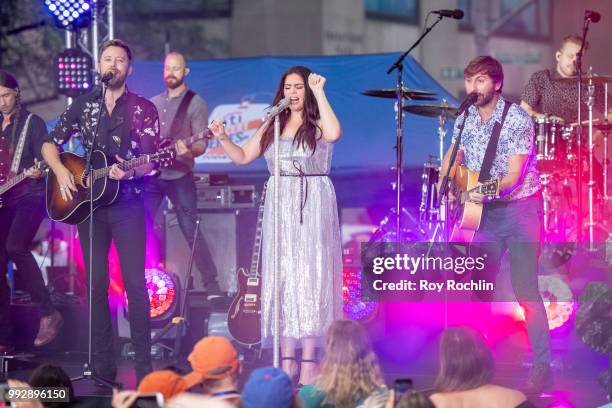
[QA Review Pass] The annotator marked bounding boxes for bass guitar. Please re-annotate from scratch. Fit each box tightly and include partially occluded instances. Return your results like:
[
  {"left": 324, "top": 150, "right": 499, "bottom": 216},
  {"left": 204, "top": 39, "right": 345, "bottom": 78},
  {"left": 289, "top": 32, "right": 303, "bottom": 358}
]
[
  {"left": 448, "top": 165, "right": 500, "bottom": 243},
  {"left": 227, "top": 183, "right": 267, "bottom": 346},
  {"left": 0, "top": 161, "right": 47, "bottom": 207}
]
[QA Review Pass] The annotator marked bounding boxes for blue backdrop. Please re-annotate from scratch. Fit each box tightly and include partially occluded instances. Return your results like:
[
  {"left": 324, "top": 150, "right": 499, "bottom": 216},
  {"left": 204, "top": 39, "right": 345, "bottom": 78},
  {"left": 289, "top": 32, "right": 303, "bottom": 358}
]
[{"left": 122, "top": 52, "right": 459, "bottom": 173}]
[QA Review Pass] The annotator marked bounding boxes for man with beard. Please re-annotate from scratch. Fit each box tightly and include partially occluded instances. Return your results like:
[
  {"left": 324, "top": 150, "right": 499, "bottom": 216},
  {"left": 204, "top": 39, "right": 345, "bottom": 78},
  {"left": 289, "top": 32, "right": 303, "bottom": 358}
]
[
  {"left": 42, "top": 39, "right": 159, "bottom": 383},
  {"left": 437, "top": 56, "right": 552, "bottom": 394},
  {"left": 145, "top": 52, "right": 221, "bottom": 297},
  {"left": 521, "top": 34, "right": 611, "bottom": 123},
  {"left": 0, "top": 70, "right": 63, "bottom": 353}
]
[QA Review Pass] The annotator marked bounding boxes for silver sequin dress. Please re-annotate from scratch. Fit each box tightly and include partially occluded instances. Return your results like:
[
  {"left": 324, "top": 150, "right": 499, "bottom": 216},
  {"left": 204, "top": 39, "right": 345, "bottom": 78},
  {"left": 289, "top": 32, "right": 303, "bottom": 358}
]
[{"left": 261, "top": 136, "right": 343, "bottom": 341}]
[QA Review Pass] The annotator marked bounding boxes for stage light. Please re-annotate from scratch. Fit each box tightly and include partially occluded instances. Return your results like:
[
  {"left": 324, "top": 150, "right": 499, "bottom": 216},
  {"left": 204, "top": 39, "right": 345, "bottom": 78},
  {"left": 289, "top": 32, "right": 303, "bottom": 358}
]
[
  {"left": 43, "top": 0, "right": 92, "bottom": 30},
  {"left": 144, "top": 268, "right": 179, "bottom": 321},
  {"left": 55, "top": 48, "right": 93, "bottom": 97},
  {"left": 514, "top": 275, "right": 575, "bottom": 330}
]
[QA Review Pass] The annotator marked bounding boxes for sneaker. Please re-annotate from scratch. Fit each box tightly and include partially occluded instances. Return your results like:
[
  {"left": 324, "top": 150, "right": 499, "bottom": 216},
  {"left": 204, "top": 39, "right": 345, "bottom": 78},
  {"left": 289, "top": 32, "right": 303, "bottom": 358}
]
[
  {"left": 34, "top": 310, "right": 63, "bottom": 347},
  {"left": 524, "top": 363, "right": 553, "bottom": 395}
]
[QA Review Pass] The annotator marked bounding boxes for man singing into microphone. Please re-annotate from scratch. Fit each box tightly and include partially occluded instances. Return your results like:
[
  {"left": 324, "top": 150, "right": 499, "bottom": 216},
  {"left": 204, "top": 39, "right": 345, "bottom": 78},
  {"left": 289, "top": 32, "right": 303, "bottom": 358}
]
[
  {"left": 144, "top": 52, "right": 222, "bottom": 298},
  {"left": 438, "top": 56, "right": 552, "bottom": 394},
  {"left": 42, "top": 39, "right": 159, "bottom": 383}
]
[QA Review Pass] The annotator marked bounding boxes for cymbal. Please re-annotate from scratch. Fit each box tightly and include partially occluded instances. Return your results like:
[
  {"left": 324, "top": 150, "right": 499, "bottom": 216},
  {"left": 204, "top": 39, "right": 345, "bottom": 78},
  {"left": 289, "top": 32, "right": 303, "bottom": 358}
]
[
  {"left": 362, "top": 87, "right": 437, "bottom": 101},
  {"left": 402, "top": 103, "right": 458, "bottom": 118},
  {"left": 555, "top": 75, "right": 612, "bottom": 85},
  {"left": 593, "top": 122, "right": 612, "bottom": 132}
]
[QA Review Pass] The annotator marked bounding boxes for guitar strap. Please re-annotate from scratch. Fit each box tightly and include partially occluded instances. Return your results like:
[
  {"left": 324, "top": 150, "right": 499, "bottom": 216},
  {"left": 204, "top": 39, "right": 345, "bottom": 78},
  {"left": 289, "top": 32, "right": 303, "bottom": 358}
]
[
  {"left": 167, "top": 89, "right": 195, "bottom": 142},
  {"left": 478, "top": 100, "right": 511, "bottom": 182},
  {"left": 10, "top": 113, "right": 33, "bottom": 174}
]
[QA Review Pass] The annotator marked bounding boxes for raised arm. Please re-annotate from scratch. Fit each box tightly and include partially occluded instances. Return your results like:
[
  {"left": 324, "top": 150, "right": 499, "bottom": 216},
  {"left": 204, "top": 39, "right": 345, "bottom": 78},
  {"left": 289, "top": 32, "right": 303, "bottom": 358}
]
[
  {"left": 309, "top": 73, "right": 341, "bottom": 143},
  {"left": 208, "top": 118, "right": 272, "bottom": 165}
]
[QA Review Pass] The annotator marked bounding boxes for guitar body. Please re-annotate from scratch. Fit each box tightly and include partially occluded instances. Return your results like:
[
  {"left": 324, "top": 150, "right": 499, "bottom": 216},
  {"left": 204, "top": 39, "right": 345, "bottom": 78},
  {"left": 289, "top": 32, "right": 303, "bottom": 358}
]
[
  {"left": 46, "top": 150, "right": 119, "bottom": 224},
  {"left": 227, "top": 267, "right": 262, "bottom": 346},
  {"left": 448, "top": 165, "right": 500, "bottom": 243}
]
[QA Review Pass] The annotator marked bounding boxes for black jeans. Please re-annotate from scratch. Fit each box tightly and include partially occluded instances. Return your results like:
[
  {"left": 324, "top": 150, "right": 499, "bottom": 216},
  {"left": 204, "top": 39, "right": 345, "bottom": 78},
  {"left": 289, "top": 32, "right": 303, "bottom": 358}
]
[
  {"left": 472, "top": 193, "right": 551, "bottom": 364},
  {"left": 0, "top": 191, "right": 53, "bottom": 345},
  {"left": 77, "top": 190, "right": 151, "bottom": 377},
  {"left": 144, "top": 174, "right": 220, "bottom": 292}
]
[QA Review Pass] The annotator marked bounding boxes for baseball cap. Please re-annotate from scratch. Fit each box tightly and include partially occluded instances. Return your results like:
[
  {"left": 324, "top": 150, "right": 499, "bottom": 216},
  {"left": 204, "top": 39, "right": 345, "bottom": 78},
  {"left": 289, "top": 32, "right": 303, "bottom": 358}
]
[
  {"left": 241, "top": 367, "right": 294, "bottom": 408},
  {"left": 183, "top": 336, "right": 240, "bottom": 388}
]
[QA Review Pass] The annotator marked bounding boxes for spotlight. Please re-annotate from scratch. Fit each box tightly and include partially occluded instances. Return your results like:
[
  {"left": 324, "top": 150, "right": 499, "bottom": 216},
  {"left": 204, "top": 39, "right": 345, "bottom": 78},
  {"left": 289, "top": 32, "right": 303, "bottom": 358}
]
[
  {"left": 55, "top": 48, "right": 93, "bottom": 97},
  {"left": 145, "top": 268, "right": 179, "bottom": 321},
  {"left": 43, "top": 0, "right": 92, "bottom": 30}
]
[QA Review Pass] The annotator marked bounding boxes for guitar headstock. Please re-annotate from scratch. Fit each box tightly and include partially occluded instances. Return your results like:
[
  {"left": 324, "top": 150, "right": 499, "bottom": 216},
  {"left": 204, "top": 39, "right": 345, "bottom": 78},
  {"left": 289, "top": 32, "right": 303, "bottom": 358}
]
[
  {"left": 153, "top": 148, "right": 176, "bottom": 168},
  {"left": 478, "top": 178, "right": 500, "bottom": 198}
]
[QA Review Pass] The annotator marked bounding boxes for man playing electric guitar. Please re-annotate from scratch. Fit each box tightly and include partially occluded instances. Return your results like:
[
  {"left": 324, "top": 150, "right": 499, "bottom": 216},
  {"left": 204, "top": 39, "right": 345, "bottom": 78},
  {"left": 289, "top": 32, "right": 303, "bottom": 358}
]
[
  {"left": 145, "top": 52, "right": 222, "bottom": 298},
  {"left": 437, "top": 56, "right": 551, "bottom": 394},
  {"left": 0, "top": 70, "right": 63, "bottom": 353}
]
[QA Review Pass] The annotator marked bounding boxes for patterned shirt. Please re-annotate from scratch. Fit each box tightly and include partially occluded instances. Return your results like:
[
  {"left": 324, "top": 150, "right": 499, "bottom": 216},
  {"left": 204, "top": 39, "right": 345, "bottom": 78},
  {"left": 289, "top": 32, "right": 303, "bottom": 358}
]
[
  {"left": 50, "top": 87, "right": 159, "bottom": 162},
  {"left": 452, "top": 96, "right": 541, "bottom": 201},
  {"left": 521, "top": 68, "right": 608, "bottom": 123}
]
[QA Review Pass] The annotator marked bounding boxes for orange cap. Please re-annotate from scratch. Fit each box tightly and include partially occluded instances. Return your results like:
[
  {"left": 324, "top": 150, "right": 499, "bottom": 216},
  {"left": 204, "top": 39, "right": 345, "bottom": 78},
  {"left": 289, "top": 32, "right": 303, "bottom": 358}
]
[
  {"left": 137, "top": 370, "right": 189, "bottom": 400},
  {"left": 183, "top": 336, "right": 240, "bottom": 389}
]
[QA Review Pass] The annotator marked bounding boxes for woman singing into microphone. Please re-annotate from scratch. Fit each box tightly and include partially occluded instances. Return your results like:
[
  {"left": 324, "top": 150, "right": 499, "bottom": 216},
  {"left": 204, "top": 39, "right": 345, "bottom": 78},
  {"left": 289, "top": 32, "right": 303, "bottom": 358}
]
[{"left": 208, "top": 66, "right": 342, "bottom": 386}]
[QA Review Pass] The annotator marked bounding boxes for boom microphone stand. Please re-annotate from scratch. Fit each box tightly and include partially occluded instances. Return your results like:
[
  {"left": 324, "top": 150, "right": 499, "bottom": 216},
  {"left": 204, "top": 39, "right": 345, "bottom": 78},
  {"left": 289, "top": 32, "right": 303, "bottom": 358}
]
[
  {"left": 71, "top": 81, "right": 120, "bottom": 389},
  {"left": 386, "top": 13, "right": 445, "bottom": 241}
]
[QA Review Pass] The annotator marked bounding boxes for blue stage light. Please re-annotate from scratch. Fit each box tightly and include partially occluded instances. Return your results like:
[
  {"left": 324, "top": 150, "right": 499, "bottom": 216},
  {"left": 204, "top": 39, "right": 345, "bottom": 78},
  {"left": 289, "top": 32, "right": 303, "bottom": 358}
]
[{"left": 43, "top": 0, "right": 92, "bottom": 30}]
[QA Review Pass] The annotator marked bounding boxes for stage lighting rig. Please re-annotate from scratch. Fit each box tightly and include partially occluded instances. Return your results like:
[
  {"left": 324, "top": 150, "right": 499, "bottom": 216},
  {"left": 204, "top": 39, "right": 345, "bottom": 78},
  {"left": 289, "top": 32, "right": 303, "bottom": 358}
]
[
  {"left": 55, "top": 48, "right": 93, "bottom": 97},
  {"left": 43, "top": 0, "right": 93, "bottom": 30}
]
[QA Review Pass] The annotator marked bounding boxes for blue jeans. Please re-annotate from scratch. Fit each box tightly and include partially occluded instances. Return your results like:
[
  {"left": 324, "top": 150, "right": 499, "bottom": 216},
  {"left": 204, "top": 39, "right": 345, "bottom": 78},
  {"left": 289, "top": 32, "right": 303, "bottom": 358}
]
[
  {"left": 472, "top": 192, "right": 551, "bottom": 364},
  {"left": 144, "top": 174, "right": 220, "bottom": 292}
]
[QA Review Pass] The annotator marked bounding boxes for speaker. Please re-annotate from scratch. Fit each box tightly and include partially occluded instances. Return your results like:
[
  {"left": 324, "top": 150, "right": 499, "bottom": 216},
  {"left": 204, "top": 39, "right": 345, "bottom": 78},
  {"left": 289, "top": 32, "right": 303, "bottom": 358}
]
[{"left": 163, "top": 210, "right": 258, "bottom": 294}]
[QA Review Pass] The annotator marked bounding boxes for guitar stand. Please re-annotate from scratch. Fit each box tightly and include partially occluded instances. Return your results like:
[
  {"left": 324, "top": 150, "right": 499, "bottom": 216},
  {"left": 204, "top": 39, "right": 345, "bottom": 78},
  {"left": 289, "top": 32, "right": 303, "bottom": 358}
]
[{"left": 150, "top": 218, "right": 200, "bottom": 364}]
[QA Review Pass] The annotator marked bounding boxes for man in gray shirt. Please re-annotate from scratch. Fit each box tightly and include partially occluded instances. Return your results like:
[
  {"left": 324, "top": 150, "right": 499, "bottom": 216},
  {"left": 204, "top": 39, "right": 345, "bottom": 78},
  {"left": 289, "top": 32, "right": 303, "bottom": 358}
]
[{"left": 146, "top": 52, "right": 221, "bottom": 297}]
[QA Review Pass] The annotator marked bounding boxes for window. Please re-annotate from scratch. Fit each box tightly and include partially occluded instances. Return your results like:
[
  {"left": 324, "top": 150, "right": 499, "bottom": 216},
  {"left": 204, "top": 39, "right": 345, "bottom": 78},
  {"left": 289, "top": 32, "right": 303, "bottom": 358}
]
[
  {"left": 458, "top": 0, "right": 551, "bottom": 41},
  {"left": 120, "top": 0, "right": 232, "bottom": 19},
  {"left": 365, "top": 0, "right": 419, "bottom": 24}
]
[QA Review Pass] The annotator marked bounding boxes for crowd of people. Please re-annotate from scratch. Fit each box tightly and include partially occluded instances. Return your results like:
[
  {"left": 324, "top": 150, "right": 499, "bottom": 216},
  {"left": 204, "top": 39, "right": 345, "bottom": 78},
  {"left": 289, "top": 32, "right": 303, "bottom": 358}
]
[{"left": 6, "top": 319, "right": 537, "bottom": 408}]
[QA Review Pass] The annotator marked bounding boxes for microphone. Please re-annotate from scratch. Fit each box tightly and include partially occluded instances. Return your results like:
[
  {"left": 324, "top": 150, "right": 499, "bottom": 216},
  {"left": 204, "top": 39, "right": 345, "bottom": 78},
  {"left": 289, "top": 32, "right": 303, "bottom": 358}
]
[
  {"left": 267, "top": 97, "right": 291, "bottom": 117},
  {"left": 100, "top": 71, "right": 114, "bottom": 84},
  {"left": 585, "top": 10, "right": 601, "bottom": 23},
  {"left": 431, "top": 9, "right": 464, "bottom": 20},
  {"left": 456, "top": 92, "right": 478, "bottom": 116}
]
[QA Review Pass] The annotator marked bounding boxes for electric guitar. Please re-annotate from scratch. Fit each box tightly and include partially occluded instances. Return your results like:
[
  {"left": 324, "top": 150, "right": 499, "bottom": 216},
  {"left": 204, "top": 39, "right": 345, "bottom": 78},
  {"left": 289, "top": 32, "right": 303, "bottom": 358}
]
[
  {"left": 0, "top": 161, "right": 48, "bottom": 207},
  {"left": 152, "top": 129, "right": 214, "bottom": 179},
  {"left": 227, "top": 183, "right": 266, "bottom": 346},
  {"left": 46, "top": 149, "right": 174, "bottom": 224},
  {"left": 448, "top": 165, "right": 500, "bottom": 243}
]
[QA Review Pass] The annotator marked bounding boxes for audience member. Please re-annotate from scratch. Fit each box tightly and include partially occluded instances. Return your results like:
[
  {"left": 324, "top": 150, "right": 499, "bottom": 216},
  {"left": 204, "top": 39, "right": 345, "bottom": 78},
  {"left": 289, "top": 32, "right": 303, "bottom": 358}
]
[
  {"left": 299, "top": 319, "right": 386, "bottom": 408},
  {"left": 430, "top": 326, "right": 535, "bottom": 408},
  {"left": 240, "top": 367, "right": 300, "bottom": 408},
  {"left": 137, "top": 370, "right": 189, "bottom": 401}
]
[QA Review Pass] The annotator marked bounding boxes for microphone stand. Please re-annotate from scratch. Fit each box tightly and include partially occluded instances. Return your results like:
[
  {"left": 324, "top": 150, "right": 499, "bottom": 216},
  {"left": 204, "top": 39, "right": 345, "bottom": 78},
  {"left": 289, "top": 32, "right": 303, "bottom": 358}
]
[
  {"left": 575, "top": 15, "right": 593, "bottom": 244},
  {"left": 387, "top": 14, "right": 444, "bottom": 242},
  {"left": 272, "top": 113, "right": 280, "bottom": 369},
  {"left": 71, "top": 82, "right": 120, "bottom": 389}
]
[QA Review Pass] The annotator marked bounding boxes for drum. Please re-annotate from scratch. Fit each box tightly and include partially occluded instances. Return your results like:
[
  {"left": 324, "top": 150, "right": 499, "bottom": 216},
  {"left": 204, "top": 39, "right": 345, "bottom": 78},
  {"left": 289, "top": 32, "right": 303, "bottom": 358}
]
[
  {"left": 419, "top": 162, "right": 440, "bottom": 226},
  {"left": 534, "top": 117, "right": 569, "bottom": 172}
]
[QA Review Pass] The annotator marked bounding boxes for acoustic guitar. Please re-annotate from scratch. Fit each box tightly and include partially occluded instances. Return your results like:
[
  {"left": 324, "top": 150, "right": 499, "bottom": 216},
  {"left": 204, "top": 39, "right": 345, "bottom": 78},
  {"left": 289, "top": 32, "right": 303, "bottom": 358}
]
[
  {"left": 46, "top": 149, "right": 174, "bottom": 224},
  {"left": 227, "top": 183, "right": 267, "bottom": 346},
  {"left": 448, "top": 164, "right": 500, "bottom": 243}
]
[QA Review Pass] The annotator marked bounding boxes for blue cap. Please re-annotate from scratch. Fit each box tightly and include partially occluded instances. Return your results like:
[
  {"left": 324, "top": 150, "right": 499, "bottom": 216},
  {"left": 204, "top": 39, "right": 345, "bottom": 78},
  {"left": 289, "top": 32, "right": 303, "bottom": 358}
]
[{"left": 241, "top": 367, "right": 294, "bottom": 408}]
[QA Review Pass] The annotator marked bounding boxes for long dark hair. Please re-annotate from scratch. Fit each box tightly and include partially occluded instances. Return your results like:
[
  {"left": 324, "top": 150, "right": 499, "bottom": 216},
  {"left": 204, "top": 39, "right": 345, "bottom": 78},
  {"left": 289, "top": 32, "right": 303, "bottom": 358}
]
[
  {"left": 259, "top": 65, "right": 321, "bottom": 156},
  {"left": 433, "top": 326, "right": 495, "bottom": 392},
  {"left": 0, "top": 70, "right": 22, "bottom": 151}
]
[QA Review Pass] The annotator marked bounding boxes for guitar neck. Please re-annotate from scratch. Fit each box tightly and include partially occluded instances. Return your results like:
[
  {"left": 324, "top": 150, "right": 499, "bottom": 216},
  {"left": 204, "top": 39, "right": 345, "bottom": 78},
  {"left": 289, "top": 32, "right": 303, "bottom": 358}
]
[
  {"left": 0, "top": 172, "right": 27, "bottom": 195},
  {"left": 249, "top": 186, "right": 267, "bottom": 277},
  {"left": 92, "top": 155, "right": 152, "bottom": 181}
]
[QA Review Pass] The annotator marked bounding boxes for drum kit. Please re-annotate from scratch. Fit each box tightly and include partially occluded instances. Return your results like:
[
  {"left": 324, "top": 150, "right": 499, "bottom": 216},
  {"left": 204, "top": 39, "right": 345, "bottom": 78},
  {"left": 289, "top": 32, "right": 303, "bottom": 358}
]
[{"left": 363, "top": 72, "right": 612, "bottom": 252}]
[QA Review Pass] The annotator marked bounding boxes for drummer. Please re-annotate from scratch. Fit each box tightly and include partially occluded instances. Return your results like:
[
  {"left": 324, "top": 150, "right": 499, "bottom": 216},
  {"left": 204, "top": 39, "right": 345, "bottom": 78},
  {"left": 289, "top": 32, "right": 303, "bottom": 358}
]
[{"left": 520, "top": 34, "right": 611, "bottom": 124}]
